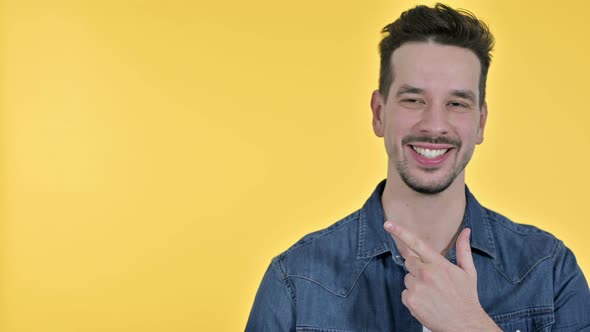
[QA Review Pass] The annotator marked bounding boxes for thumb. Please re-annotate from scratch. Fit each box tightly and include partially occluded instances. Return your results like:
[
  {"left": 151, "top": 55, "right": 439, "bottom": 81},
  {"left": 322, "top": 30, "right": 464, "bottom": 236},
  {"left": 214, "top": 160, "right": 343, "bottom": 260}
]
[{"left": 456, "top": 228, "right": 476, "bottom": 276}]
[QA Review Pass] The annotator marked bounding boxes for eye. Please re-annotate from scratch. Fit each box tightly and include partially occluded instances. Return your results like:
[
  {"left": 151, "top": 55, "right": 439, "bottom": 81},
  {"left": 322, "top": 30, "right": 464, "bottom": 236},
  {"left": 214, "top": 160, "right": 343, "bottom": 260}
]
[
  {"left": 403, "top": 98, "right": 424, "bottom": 103},
  {"left": 400, "top": 98, "right": 426, "bottom": 109},
  {"left": 447, "top": 101, "right": 471, "bottom": 111}
]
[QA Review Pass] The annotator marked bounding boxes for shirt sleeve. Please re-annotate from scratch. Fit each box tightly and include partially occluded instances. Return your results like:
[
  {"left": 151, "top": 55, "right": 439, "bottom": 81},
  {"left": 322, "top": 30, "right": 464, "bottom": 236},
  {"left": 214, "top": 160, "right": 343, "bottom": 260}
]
[
  {"left": 552, "top": 241, "right": 590, "bottom": 331},
  {"left": 245, "top": 259, "right": 296, "bottom": 332}
]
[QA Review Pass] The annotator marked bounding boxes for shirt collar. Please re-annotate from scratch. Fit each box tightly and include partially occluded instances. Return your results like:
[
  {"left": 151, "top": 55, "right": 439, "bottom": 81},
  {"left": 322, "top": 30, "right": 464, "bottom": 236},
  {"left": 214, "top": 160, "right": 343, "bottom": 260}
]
[{"left": 357, "top": 179, "right": 497, "bottom": 260}]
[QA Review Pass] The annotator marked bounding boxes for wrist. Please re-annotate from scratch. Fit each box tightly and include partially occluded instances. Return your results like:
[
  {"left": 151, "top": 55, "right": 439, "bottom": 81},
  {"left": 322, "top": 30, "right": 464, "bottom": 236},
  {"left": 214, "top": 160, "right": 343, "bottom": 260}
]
[{"left": 464, "top": 308, "right": 500, "bottom": 332}]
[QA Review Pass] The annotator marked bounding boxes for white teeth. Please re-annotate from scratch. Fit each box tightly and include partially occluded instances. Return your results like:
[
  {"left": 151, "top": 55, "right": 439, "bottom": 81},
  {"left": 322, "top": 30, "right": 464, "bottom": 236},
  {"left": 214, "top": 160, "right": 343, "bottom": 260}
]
[{"left": 411, "top": 146, "right": 448, "bottom": 158}]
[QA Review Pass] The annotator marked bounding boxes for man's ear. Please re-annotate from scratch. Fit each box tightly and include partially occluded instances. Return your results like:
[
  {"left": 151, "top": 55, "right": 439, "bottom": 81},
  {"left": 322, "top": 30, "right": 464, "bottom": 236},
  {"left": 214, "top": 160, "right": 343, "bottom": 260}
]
[
  {"left": 371, "top": 90, "right": 386, "bottom": 138},
  {"left": 476, "top": 102, "right": 488, "bottom": 144}
]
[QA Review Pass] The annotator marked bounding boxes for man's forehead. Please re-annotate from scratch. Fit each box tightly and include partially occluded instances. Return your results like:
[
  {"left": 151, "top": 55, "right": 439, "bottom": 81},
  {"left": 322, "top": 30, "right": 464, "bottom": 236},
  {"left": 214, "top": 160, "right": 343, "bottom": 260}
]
[
  {"left": 391, "top": 41, "right": 480, "bottom": 63},
  {"left": 391, "top": 42, "right": 480, "bottom": 72},
  {"left": 389, "top": 42, "right": 481, "bottom": 96}
]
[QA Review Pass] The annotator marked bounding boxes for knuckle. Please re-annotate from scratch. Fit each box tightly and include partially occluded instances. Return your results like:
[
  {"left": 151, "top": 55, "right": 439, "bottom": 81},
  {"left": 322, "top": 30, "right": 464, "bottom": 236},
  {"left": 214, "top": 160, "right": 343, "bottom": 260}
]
[
  {"left": 401, "top": 289, "right": 408, "bottom": 306},
  {"left": 404, "top": 291, "right": 417, "bottom": 310},
  {"left": 418, "top": 268, "right": 431, "bottom": 281},
  {"left": 442, "top": 263, "right": 453, "bottom": 274},
  {"left": 404, "top": 273, "right": 416, "bottom": 290}
]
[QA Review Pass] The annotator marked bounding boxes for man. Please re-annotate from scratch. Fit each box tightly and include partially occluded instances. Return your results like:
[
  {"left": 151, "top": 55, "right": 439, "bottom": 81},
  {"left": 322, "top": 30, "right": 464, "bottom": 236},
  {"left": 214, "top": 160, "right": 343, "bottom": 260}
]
[{"left": 246, "top": 3, "right": 590, "bottom": 331}]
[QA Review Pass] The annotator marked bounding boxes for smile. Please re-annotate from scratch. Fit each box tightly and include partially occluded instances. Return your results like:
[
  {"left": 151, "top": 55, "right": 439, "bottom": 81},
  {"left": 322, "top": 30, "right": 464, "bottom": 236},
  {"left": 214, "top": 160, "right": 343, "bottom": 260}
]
[{"left": 411, "top": 146, "right": 449, "bottom": 159}]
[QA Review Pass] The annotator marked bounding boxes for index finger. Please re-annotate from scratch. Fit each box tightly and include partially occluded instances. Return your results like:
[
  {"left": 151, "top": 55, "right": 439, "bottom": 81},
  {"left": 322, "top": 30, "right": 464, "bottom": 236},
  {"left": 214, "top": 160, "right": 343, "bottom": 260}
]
[{"left": 384, "top": 221, "right": 440, "bottom": 263}]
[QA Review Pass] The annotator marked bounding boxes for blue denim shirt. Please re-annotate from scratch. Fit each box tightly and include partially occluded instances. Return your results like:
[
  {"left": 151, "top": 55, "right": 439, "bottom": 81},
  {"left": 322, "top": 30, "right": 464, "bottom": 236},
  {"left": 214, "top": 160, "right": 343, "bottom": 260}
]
[{"left": 246, "top": 180, "right": 590, "bottom": 331}]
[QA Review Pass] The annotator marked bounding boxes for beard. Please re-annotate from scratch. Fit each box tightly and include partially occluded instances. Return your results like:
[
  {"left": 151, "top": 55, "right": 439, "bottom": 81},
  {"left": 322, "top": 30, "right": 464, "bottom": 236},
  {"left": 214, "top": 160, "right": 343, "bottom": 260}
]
[{"left": 395, "top": 135, "right": 472, "bottom": 195}]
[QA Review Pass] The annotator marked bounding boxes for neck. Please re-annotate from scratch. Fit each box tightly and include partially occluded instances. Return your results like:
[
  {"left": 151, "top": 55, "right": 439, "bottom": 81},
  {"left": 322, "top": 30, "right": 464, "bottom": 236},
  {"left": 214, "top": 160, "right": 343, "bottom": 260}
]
[{"left": 381, "top": 171, "right": 466, "bottom": 257}]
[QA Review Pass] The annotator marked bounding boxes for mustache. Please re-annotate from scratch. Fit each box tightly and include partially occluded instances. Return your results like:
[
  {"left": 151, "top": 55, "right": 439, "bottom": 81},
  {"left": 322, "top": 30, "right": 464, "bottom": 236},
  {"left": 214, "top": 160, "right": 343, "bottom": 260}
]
[{"left": 402, "top": 135, "right": 461, "bottom": 149}]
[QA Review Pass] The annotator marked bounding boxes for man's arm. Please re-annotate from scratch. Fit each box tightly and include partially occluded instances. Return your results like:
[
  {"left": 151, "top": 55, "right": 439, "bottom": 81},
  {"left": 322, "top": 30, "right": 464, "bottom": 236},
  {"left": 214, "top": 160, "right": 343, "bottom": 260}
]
[
  {"left": 552, "top": 242, "right": 590, "bottom": 331},
  {"left": 245, "top": 259, "right": 296, "bottom": 332}
]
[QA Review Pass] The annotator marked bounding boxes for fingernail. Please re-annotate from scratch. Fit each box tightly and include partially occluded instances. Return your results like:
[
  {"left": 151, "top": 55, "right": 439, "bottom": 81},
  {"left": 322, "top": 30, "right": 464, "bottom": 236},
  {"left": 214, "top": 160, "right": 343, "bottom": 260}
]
[{"left": 384, "top": 222, "right": 393, "bottom": 230}]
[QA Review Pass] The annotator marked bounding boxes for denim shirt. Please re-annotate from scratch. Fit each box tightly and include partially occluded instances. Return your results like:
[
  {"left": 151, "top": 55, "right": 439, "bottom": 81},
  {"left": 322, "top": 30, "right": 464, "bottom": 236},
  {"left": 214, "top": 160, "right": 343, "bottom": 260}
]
[{"left": 246, "top": 180, "right": 590, "bottom": 331}]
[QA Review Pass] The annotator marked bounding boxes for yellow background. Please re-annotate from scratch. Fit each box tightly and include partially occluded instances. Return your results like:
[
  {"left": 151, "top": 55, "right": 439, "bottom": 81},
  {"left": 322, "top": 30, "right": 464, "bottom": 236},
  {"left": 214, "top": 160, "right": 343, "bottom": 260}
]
[{"left": 1, "top": 0, "right": 589, "bottom": 331}]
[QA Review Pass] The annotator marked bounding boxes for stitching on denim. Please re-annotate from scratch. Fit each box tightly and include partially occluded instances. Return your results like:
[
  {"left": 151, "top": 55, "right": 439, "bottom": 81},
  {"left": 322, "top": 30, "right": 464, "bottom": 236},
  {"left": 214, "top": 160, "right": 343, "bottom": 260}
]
[
  {"left": 490, "top": 306, "right": 554, "bottom": 323},
  {"left": 362, "top": 246, "right": 389, "bottom": 257},
  {"left": 288, "top": 257, "right": 373, "bottom": 298},
  {"left": 281, "top": 210, "right": 361, "bottom": 256},
  {"left": 288, "top": 275, "right": 346, "bottom": 297},
  {"left": 272, "top": 258, "right": 297, "bottom": 306},
  {"left": 356, "top": 214, "right": 389, "bottom": 259},
  {"left": 296, "top": 326, "right": 356, "bottom": 332},
  {"left": 485, "top": 210, "right": 556, "bottom": 283},
  {"left": 482, "top": 209, "right": 497, "bottom": 258},
  {"left": 550, "top": 239, "right": 563, "bottom": 264},
  {"left": 493, "top": 250, "right": 553, "bottom": 284},
  {"left": 491, "top": 210, "right": 551, "bottom": 236},
  {"left": 533, "top": 319, "right": 556, "bottom": 332},
  {"left": 457, "top": 202, "right": 493, "bottom": 262},
  {"left": 357, "top": 207, "right": 366, "bottom": 258},
  {"left": 343, "top": 257, "right": 374, "bottom": 296}
]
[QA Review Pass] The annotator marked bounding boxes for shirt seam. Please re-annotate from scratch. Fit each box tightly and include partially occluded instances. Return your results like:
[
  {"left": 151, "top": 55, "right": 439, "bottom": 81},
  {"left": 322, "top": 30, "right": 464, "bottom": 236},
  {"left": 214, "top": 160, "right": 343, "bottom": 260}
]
[
  {"left": 550, "top": 239, "right": 564, "bottom": 263},
  {"left": 280, "top": 210, "right": 361, "bottom": 257},
  {"left": 272, "top": 257, "right": 298, "bottom": 307}
]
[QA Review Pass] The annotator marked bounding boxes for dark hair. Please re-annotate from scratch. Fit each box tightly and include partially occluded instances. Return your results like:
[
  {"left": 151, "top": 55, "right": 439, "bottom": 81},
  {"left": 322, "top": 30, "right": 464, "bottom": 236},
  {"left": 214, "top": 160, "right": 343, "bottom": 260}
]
[{"left": 378, "top": 3, "right": 494, "bottom": 107}]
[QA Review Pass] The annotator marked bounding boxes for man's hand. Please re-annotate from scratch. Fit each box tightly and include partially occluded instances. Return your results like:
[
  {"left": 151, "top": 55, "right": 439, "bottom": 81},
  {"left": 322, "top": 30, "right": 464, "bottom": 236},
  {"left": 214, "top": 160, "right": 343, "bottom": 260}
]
[{"left": 384, "top": 221, "right": 501, "bottom": 332}]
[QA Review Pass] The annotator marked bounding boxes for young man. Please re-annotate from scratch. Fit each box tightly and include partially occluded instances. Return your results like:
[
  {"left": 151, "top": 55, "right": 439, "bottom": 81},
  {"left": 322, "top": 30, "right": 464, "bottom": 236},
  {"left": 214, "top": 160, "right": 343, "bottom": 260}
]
[{"left": 246, "top": 4, "right": 590, "bottom": 331}]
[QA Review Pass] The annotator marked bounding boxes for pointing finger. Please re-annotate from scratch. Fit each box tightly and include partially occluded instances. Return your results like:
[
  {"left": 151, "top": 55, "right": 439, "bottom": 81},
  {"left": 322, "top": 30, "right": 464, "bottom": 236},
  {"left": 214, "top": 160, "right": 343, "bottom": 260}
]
[{"left": 384, "top": 221, "right": 439, "bottom": 263}]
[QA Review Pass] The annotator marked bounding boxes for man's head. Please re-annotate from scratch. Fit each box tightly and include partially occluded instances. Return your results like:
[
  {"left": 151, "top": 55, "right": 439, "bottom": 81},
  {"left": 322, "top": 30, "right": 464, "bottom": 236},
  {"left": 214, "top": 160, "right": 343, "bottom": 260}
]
[
  {"left": 371, "top": 3, "right": 494, "bottom": 195},
  {"left": 379, "top": 3, "right": 494, "bottom": 107}
]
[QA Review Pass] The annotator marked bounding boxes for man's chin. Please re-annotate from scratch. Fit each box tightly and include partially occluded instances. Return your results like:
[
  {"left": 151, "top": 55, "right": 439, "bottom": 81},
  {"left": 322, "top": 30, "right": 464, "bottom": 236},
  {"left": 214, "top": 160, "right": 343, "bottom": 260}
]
[
  {"left": 407, "top": 183, "right": 451, "bottom": 195},
  {"left": 400, "top": 174, "right": 455, "bottom": 195},
  {"left": 394, "top": 158, "right": 464, "bottom": 195}
]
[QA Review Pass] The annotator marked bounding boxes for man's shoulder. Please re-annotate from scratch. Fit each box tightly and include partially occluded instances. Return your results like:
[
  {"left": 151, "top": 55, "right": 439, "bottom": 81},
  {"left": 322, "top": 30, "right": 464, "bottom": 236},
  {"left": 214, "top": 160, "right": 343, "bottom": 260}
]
[
  {"left": 484, "top": 206, "right": 556, "bottom": 237},
  {"left": 283, "top": 209, "right": 362, "bottom": 255},
  {"left": 269, "top": 209, "right": 371, "bottom": 296},
  {"left": 483, "top": 206, "right": 560, "bottom": 244},
  {"left": 480, "top": 206, "right": 564, "bottom": 283},
  {"left": 274, "top": 209, "right": 362, "bottom": 267}
]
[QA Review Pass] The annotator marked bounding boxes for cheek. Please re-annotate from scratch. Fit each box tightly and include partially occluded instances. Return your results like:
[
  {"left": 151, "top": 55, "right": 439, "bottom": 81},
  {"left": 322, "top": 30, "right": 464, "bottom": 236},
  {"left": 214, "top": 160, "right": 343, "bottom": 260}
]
[
  {"left": 384, "top": 119, "right": 406, "bottom": 146},
  {"left": 454, "top": 115, "right": 481, "bottom": 141},
  {"left": 382, "top": 123, "right": 404, "bottom": 156},
  {"left": 387, "top": 112, "right": 415, "bottom": 136}
]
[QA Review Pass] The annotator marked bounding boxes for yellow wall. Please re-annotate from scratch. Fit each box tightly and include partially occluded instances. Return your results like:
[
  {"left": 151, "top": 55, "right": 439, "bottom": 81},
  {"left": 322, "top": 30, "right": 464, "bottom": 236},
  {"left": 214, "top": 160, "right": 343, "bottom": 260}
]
[{"left": 2, "top": 0, "right": 589, "bottom": 330}]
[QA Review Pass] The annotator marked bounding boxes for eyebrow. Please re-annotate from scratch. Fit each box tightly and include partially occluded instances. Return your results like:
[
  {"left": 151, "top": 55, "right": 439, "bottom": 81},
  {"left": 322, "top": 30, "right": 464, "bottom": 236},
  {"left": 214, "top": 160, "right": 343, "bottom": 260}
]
[
  {"left": 396, "top": 84, "right": 478, "bottom": 104},
  {"left": 451, "top": 90, "right": 477, "bottom": 103},
  {"left": 396, "top": 85, "right": 425, "bottom": 97}
]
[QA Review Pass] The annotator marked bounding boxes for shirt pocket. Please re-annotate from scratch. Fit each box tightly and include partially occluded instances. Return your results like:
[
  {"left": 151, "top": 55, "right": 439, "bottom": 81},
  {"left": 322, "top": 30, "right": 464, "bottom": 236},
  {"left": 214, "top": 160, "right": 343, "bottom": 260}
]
[{"left": 491, "top": 307, "right": 554, "bottom": 332}]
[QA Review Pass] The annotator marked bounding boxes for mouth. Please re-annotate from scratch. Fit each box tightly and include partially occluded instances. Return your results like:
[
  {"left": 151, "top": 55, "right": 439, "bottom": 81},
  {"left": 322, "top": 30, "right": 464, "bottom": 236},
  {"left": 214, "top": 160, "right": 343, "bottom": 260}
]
[
  {"left": 407, "top": 143, "right": 455, "bottom": 167},
  {"left": 410, "top": 146, "right": 450, "bottom": 159}
]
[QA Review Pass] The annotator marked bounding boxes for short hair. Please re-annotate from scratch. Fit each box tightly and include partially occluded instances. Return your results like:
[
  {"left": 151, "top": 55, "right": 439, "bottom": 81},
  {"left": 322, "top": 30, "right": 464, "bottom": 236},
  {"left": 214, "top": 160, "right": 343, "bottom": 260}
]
[{"left": 378, "top": 3, "right": 495, "bottom": 107}]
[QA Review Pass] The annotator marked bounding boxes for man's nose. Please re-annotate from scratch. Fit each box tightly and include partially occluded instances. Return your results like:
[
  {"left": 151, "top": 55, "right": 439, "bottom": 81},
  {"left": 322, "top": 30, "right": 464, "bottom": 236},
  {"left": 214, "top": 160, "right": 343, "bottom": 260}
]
[{"left": 416, "top": 103, "right": 450, "bottom": 136}]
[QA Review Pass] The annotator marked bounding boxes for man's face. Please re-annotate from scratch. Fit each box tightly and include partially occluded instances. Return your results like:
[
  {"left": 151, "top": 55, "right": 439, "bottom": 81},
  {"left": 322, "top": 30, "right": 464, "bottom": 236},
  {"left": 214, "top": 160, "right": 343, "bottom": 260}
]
[{"left": 371, "top": 42, "right": 487, "bottom": 194}]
